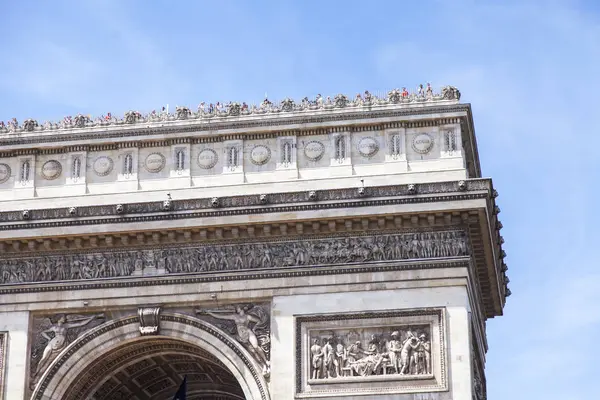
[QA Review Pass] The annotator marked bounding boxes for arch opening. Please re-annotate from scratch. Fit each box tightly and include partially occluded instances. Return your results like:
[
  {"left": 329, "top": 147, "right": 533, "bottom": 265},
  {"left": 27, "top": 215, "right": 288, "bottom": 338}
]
[
  {"left": 31, "top": 314, "right": 269, "bottom": 400},
  {"left": 68, "top": 337, "right": 245, "bottom": 400}
]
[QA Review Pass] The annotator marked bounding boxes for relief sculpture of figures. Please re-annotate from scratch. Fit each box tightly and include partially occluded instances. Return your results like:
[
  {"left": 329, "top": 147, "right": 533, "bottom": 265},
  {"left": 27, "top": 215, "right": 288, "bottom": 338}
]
[
  {"left": 0, "top": 231, "right": 468, "bottom": 285},
  {"left": 196, "top": 304, "right": 271, "bottom": 376},
  {"left": 30, "top": 313, "right": 105, "bottom": 387},
  {"left": 309, "top": 327, "right": 431, "bottom": 380}
]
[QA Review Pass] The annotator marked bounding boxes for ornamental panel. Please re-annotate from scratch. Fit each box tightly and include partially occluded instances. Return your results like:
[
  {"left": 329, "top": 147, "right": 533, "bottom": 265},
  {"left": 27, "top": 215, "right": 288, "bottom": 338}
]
[{"left": 296, "top": 308, "right": 447, "bottom": 398}]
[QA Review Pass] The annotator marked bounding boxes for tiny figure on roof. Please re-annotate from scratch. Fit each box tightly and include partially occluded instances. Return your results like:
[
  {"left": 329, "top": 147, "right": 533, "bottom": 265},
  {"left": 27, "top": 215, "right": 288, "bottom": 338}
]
[
  {"left": 401, "top": 87, "right": 409, "bottom": 98},
  {"left": 208, "top": 103, "right": 214, "bottom": 113},
  {"left": 0, "top": 121, "right": 5, "bottom": 129},
  {"left": 426, "top": 83, "right": 433, "bottom": 96},
  {"left": 216, "top": 102, "right": 222, "bottom": 112},
  {"left": 315, "top": 94, "right": 323, "bottom": 106},
  {"left": 417, "top": 84, "right": 424, "bottom": 96},
  {"left": 105, "top": 113, "right": 112, "bottom": 121},
  {"left": 198, "top": 102, "right": 205, "bottom": 113},
  {"left": 325, "top": 96, "right": 332, "bottom": 105},
  {"left": 64, "top": 115, "right": 72, "bottom": 125},
  {"left": 355, "top": 93, "right": 363, "bottom": 105},
  {"left": 241, "top": 102, "right": 248, "bottom": 111},
  {"left": 364, "top": 90, "right": 372, "bottom": 102}
]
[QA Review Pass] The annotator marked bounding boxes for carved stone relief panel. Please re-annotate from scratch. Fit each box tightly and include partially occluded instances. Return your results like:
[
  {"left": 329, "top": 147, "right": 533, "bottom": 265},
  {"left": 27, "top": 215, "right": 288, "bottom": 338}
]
[
  {"left": 407, "top": 128, "right": 441, "bottom": 161},
  {"left": 472, "top": 336, "right": 486, "bottom": 400},
  {"left": 29, "top": 312, "right": 107, "bottom": 389},
  {"left": 352, "top": 131, "right": 385, "bottom": 165},
  {"left": 195, "top": 303, "right": 271, "bottom": 376},
  {"left": 171, "top": 144, "right": 190, "bottom": 176},
  {"left": 0, "top": 162, "right": 12, "bottom": 186},
  {"left": 139, "top": 148, "right": 169, "bottom": 180},
  {"left": 32, "top": 155, "right": 66, "bottom": 191},
  {"left": 245, "top": 138, "right": 276, "bottom": 173},
  {"left": 0, "top": 230, "right": 469, "bottom": 285},
  {"left": 0, "top": 332, "right": 6, "bottom": 398},
  {"left": 296, "top": 308, "right": 447, "bottom": 398},
  {"left": 88, "top": 152, "right": 117, "bottom": 183},
  {"left": 223, "top": 140, "right": 243, "bottom": 173},
  {"left": 277, "top": 136, "right": 296, "bottom": 169},
  {"left": 298, "top": 135, "right": 329, "bottom": 168}
]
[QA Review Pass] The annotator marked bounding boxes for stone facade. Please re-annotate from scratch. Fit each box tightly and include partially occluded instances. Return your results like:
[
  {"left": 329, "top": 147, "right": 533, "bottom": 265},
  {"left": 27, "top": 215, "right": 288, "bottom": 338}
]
[{"left": 0, "top": 86, "right": 507, "bottom": 400}]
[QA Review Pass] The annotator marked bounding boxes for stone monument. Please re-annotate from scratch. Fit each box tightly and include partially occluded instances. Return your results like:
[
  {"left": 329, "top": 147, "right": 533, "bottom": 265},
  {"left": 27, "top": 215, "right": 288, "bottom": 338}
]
[{"left": 0, "top": 85, "right": 507, "bottom": 400}]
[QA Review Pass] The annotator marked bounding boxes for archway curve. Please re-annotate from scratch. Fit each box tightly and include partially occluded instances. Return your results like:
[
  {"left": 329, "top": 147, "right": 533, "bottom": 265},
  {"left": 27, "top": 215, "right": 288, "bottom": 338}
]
[{"left": 31, "top": 313, "right": 270, "bottom": 400}]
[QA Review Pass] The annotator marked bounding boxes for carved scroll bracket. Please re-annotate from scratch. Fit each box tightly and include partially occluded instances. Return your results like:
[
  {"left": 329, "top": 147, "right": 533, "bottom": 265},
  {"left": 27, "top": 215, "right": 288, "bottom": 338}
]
[{"left": 138, "top": 306, "right": 161, "bottom": 335}]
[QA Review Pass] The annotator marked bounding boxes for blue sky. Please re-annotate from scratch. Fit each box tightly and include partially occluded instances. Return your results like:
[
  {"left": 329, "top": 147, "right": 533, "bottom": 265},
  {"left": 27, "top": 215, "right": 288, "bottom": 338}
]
[{"left": 1, "top": 1, "right": 598, "bottom": 398}]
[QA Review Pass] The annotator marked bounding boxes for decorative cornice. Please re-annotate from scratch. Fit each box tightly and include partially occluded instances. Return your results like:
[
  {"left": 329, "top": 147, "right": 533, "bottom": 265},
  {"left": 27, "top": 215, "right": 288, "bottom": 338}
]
[
  {"left": 0, "top": 85, "right": 460, "bottom": 140},
  {"left": 0, "top": 178, "right": 508, "bottom": 315},
  {"left": 0, "top": 104, "right": 468, "bottom": 150},
  {"left": 0, "top": 179, "right": 492, "bottom": 227}
]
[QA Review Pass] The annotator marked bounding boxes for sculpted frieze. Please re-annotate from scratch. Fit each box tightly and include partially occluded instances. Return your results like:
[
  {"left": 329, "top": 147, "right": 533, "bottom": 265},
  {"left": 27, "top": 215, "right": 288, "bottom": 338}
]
[
  {"left": 195, "top": 303, "right": 271, "bottom": 376},
  {"left": 297, "top": 309, "right": 447, "bottom": 397},
  {"left": 309, "top": 327, "right": 431, "bottom": 380},
  {"left": 0, "top": 231, "right": 469, "bottom": 285}
]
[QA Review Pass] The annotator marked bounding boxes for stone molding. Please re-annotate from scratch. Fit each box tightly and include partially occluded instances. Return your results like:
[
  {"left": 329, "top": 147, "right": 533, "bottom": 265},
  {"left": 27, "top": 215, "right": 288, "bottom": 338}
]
[
  {"left": 0, "top": 331, "right": 6, "bottom": 400},
  {"left": 295, "top": 308, "right": 447, "bottom": 398},
  {"left": 0, "top": 179, "right": 493, "bottom": 226}
]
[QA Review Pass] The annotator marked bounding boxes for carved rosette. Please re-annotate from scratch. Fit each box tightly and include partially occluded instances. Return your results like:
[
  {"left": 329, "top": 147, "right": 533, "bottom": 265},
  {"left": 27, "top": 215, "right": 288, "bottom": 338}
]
[
  {"left": 41, "top": 160, "right": 62, "bottom": 180},
  {"left": 197, "top": 148, "right": 218, "bottom": 169},
  {"left": 412, "top": 133, "right": 434, "bottom": 154},
  {"left": 0, "top": 163, "right": 11, "bottom": 184},
  {"left": 250, "top": 145, "right": 271, "bottom": 166},
  {"left": 304, "top": 140, "right": 325, "bottom": 162},
  {"left": 93, "top": 156, "right": 114, "bottom": 177},
  {"left": 138, "top": 306, "right": 161, "bottom": 335}
]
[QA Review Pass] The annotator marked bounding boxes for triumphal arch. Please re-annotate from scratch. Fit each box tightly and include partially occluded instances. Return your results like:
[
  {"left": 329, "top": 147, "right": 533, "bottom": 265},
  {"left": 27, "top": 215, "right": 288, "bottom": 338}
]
[{"left": 0, "top": 86, "right": 508, "bottom": 400}]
